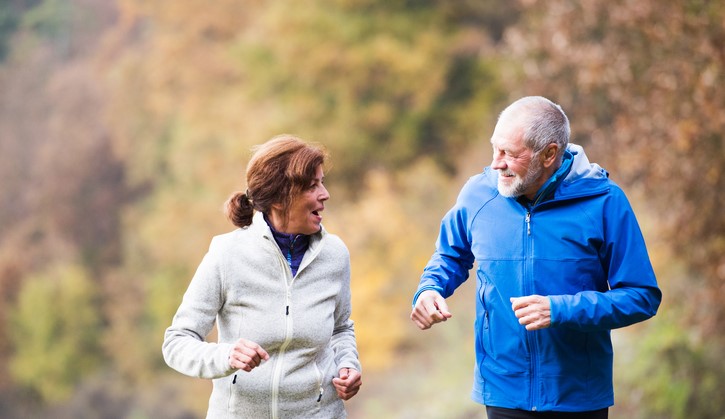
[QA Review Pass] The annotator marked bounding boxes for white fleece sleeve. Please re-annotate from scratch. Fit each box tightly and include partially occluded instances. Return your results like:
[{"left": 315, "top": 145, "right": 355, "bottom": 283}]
[
  {"left": 330, "top": 256, "right": 362, "bottom": 373},
  {"left": 162, "top": 240, "right": 236, "bottom": 379}
]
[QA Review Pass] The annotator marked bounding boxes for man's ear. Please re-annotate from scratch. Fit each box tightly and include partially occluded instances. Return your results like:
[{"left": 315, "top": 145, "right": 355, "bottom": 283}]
[{"left": 541, "top": 143, "right": 559, "bottom": 168}]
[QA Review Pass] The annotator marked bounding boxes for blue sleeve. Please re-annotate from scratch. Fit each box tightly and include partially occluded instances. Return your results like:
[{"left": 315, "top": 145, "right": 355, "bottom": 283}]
[
  {"left": 549, "top": 186, "right": 662, "bottom": 330},
  {"left": 413, "top": 192, "right": 476, "bottom": 307}
]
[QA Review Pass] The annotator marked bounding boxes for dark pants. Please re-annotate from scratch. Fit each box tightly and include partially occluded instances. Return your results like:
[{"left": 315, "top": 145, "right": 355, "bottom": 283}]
[{"left": 486, "top": 406, "right": 608, "bottom": 419}]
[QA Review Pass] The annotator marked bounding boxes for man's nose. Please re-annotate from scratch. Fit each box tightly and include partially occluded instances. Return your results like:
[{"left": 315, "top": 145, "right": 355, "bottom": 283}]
[{"left": 491, "top": 154, "right": 506, "bottom": 170}]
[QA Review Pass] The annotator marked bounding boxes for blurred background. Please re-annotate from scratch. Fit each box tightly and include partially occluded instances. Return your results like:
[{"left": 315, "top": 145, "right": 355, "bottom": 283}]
[{"left": 1, "top": 0, "right": 724, "bottom": 418}]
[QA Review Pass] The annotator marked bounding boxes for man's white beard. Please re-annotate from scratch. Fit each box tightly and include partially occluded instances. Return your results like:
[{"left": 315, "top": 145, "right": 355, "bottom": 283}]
[{"left": 497, "top": 157, "right": 544, "bottom": 198}]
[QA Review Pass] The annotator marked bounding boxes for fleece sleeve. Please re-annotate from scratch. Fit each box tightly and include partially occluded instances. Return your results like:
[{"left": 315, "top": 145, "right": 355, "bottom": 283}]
[
  {"left": 330, "top": 250, "right": 361, "bottom": 373},
  {"left": 161, "top": 239, "right": 235, "bottom": 379}
]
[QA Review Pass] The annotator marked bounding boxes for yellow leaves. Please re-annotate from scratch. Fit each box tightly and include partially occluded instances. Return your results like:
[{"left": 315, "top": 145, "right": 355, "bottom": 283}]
[
  {"left": 9, "top": 262, "right": 101, "bottom": 402},
  {"left": 325, "top": 159, "right": 457, "bottom": 371},
  {"left": 326, "top": 171, "right": 414, "bottom": 370}
]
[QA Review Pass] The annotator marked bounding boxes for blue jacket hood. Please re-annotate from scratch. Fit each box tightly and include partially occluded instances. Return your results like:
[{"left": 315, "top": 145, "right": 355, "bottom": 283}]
[
  {"left": 551, "top": 143, "right": 610, "bottom": 202},
  {"left": 564, "top": 143, "right": 607, "bottom": 183}
]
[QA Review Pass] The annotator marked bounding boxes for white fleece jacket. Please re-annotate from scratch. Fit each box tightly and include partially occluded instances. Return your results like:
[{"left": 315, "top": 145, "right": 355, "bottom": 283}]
[{"left": 162, "top": 212, "right": 361, "bottom": 418}]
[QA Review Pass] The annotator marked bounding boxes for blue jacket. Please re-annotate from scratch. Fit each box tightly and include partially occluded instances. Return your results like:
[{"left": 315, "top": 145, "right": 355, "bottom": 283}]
[{"left": 413, "top": 145, "right": 661, "bottom": 412}]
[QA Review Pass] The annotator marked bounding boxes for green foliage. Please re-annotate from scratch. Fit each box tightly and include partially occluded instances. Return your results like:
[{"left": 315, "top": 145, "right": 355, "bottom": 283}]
[
  {"left": 110, "top": 0, "right": 506, "bottom": 195},
  {"left": 614, "top": 241, "right": 725, "bottom": 419},
  {"left": 105, "top": 0, "right": 509, "bottom": 381},
  {"left": 2, "top": 0, "right": 723, "bottom": 416},
  {"left": 229, "top": 0, "right": 505, "bottom": 181},
  {"left": 144, "top": 267, "right": 194, "bottom": 369},
  {"left": 0, "top": 0, "right": 38, "bottom": 59},
  {"left": 618, "top": 316, "right": 725, "bottom": 419},
  {"left": 8, "top": 263, "right": 102, "bottom": 402},
  {"left": 21, "top": 0, "right": 71, "bottom": 39}
]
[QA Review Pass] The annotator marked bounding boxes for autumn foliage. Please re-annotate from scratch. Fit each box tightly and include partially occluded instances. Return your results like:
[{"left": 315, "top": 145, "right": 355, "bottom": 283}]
[{"left": 0, "top": 0, "right": 723, "bottom": 417}]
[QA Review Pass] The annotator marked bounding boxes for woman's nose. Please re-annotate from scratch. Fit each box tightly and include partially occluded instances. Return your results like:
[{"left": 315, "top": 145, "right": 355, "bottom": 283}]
[{"left": 319, "top": 184, "right": 330, "bottom": 201}]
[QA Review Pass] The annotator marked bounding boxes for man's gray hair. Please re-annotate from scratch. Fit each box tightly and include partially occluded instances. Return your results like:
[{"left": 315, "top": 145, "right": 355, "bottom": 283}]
[{"left": 499, "top": 96, "right": 570, "bottom": 157}]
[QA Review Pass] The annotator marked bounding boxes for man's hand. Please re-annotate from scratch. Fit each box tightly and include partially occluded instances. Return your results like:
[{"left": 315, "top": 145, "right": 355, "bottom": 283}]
[
  {"left": 332, "top": 368, "right": 362, "bottom": 400},
  {"left": 410, "top": 290, "right": 453, "bottom": 330},
  {"left": 511, "top": 295, "right": 551, "bottom": 331},
  {"left": 228, "top": 338, "right": 269, "bottom": 372}
]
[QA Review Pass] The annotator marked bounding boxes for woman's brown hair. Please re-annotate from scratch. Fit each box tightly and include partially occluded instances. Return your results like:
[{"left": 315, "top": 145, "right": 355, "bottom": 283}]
[{"left": 224, "top": 134, "right": 328, "bottom": 228}]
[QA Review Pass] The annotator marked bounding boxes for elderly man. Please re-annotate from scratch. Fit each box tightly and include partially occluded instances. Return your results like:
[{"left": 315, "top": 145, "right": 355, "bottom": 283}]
[{"left": 411, "top": 96, "right": 661, "bottom": 419}]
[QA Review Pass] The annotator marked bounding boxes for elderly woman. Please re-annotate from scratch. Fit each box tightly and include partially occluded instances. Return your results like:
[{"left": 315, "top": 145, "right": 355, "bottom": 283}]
[{"left": 163, "top": 135, "right": 362, "bottom": 418}]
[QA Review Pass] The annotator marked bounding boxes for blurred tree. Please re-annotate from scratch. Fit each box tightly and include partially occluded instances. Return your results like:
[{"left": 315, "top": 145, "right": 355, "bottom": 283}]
[
  {"left": 0, "top": 0, "right": 42, "bottom": 60},
  {"left": 21, "top": 0, "right": 73, "bottom": 54},
  {"left": 106, "top": 0, "right": 510, "bottom": 191},
  {"left": 0, "top": 0, "right": 131, "bottom": 413},
  {"left": 502, "top": 0, "right": 725, "bottom": 416},
  {"left": 1, "top": 0, "right": 519, "bottom": 415},
  {"left": 326, "top": 158, "right": 458, "bottom": 370},
  {"left": 224, "top": 0, "right": 508, "bottom": 183},
  {"left": 102, "top": 0, "right": 513, "bottom": 380},
  {"left": 8, "top": 263, "right": 102, "bottom": 402}
]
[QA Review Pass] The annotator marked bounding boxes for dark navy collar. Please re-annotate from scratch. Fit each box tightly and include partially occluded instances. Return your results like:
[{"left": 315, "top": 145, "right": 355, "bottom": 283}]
[{"left": 263, "top": 214, "right": 310, "bottom": 276}]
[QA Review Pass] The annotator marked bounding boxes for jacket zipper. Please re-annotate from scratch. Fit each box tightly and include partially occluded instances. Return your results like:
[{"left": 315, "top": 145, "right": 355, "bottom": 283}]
[
  {"left": 271, "top": 251, "right": 294, "bottom": 419},
  {"left": 523, "top": 207, "right": 538, "bottom": 411},
  {"left": 516, "top": 187, "right": 610, "bottom": 410},
  {"left": 267, "top": 232, "right": 326, "bottom": 417}
]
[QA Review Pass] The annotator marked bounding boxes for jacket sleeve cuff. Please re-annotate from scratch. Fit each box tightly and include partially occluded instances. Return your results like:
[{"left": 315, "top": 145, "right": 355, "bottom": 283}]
[
  {"left": 548, "top": 295, "right": 563, "bottom": 326},
  {"left": 412, "top": 286, "right": 444, "bottom": 308},
  {"left": 217, "top": 342, "right": 236, "bottom": 377},
  {"left": 337, "top": 359, "right": 362, "bottom": 373}
]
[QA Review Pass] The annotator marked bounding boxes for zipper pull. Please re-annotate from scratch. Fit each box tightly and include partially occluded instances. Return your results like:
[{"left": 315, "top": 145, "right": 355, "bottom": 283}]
[
  {"left": 317, "top": 387, "right": 324, "bottom": 402},
  {"left": 285, "top": 290, "right": 291, "bottom": 315},
  {"left": 526, "top": 212, "right": 531, "bottom": 236}
]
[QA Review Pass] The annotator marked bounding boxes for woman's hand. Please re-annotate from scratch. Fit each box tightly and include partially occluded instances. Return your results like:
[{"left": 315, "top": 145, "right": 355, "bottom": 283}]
[
  {"left": 228, "top": 338, "right": 269, "bottom": 372},
  {"left": 332, "top": 368, "right": 362, "bottom": 400}
]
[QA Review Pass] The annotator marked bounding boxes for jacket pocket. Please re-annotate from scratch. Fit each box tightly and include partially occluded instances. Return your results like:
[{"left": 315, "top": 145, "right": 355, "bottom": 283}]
[
  {"left": 476, "top": 272, "right": 528, "bottom": 375},
  {"left": 227, "top": 372, "right": 261, "bottom": 415}
]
